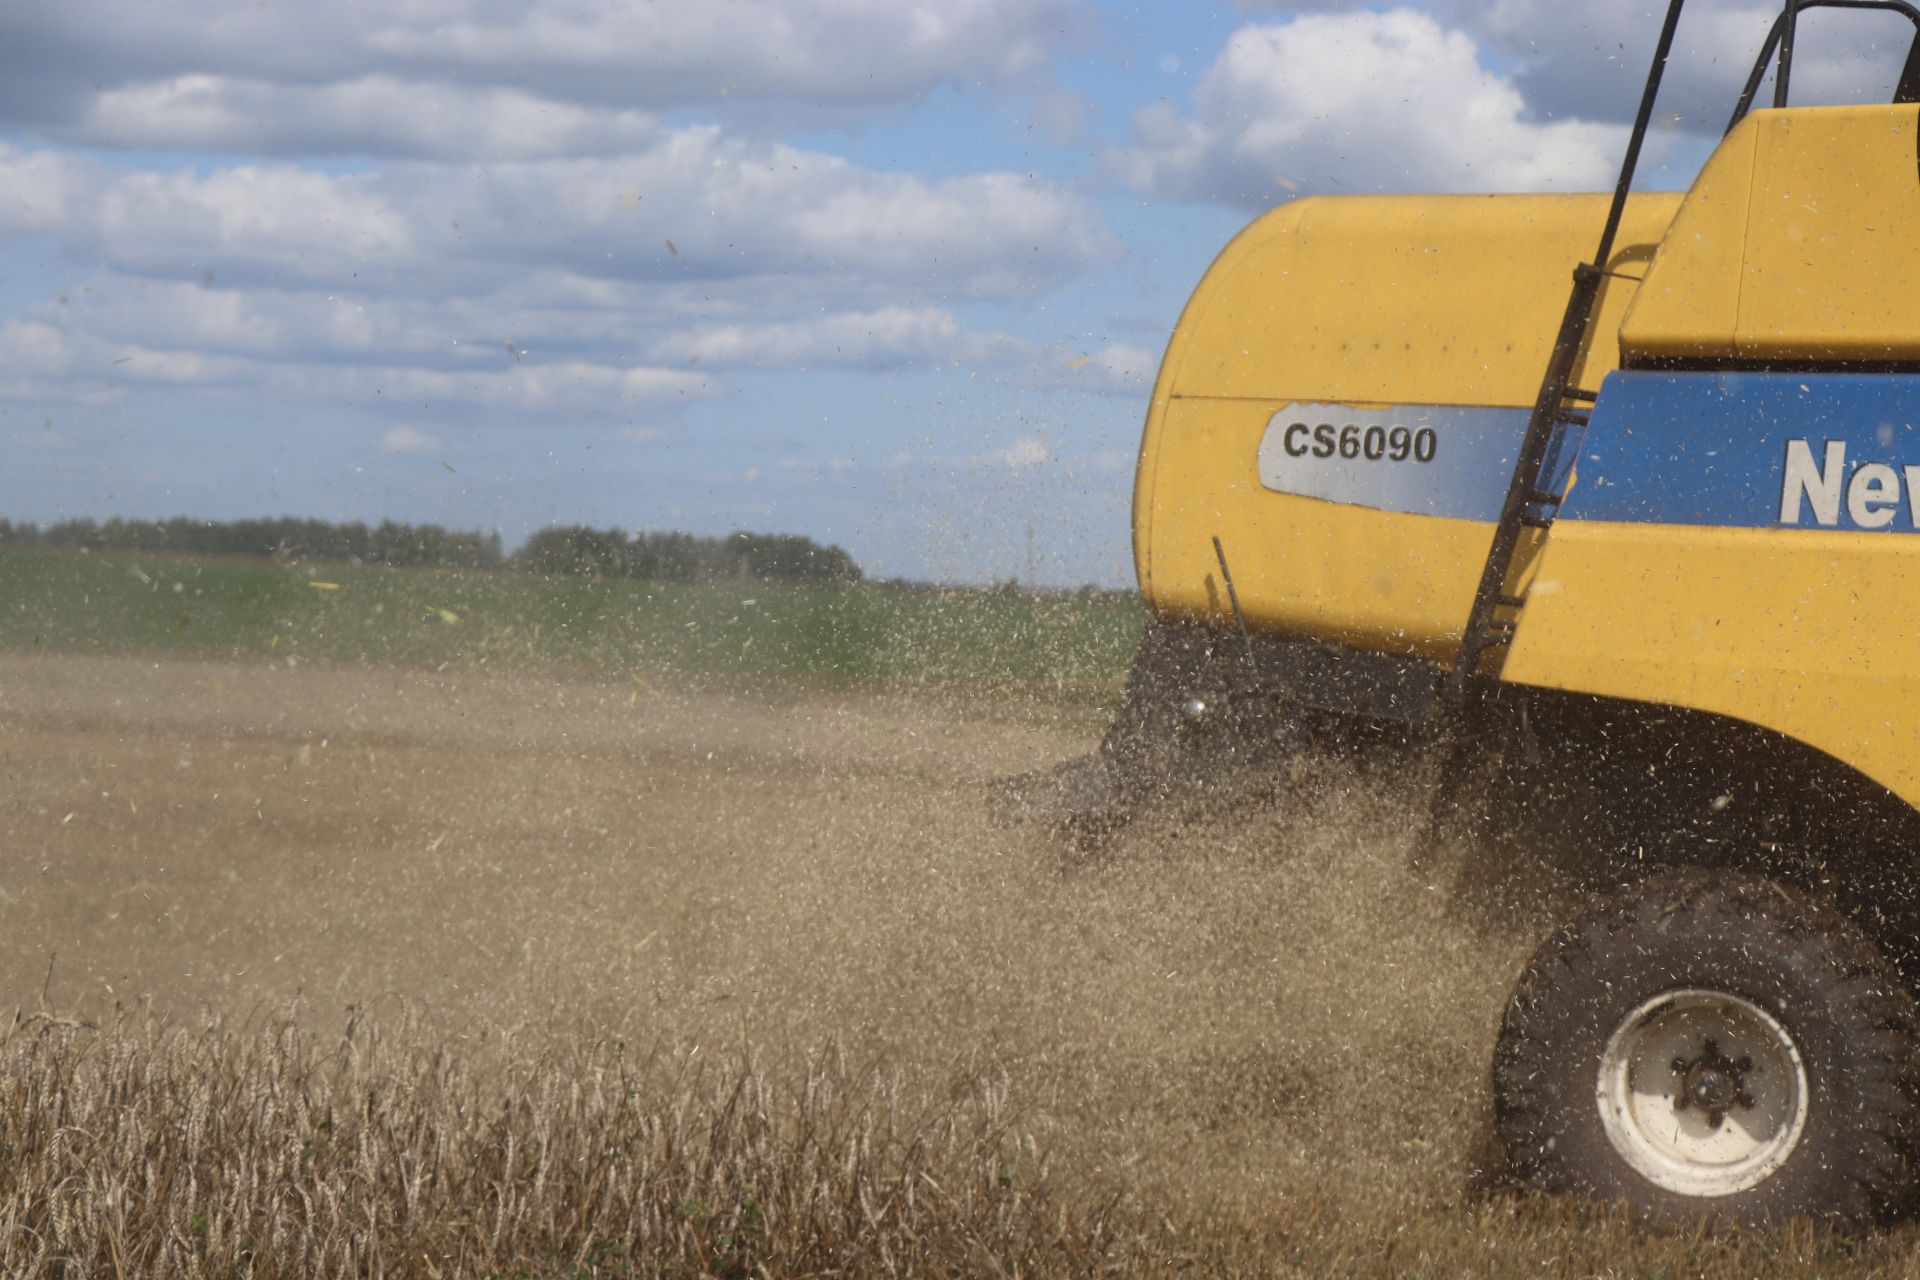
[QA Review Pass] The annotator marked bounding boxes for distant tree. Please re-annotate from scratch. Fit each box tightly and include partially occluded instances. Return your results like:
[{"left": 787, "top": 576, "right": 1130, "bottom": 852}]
[
  {"left": 725, "top": 531, "right": 862, "bottom": 583},
  {"left": 517, "top": 526, "right": 638, "bottom": 578},
  {"left": 512, "top": 525, "right": 862, "bottom": 584}
]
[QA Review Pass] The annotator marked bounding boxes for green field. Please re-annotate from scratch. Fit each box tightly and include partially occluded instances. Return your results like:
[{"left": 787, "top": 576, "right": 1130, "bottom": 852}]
[{"left": 0, "top": 545, "right": 1144, "bottom": 699}]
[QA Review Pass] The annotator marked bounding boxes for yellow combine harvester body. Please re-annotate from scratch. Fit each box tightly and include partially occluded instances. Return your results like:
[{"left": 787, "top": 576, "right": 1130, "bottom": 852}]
[
  {"left": 998, "top": 3, "right": 1920, "bottom": 1228},
  {"left": 1134, "top": 103, "right": 1920, "bottom": 810}
]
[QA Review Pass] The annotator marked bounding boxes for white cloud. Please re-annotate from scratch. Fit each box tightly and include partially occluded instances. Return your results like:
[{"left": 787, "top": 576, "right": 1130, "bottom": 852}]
[
  {"left": 0, "top": 320, "right": 252, "bottom": 389},
  {"left": 1235, "top": 0, "right": 1909, "bottom": 137},
  {"left": 7, "top": 154, "right": 418, "bottom": 285},
  {"left": 0, "top": 321, "right": 76, "bottom": 373},
  {"left": 1092, "top": 343, "right": 1155, "bottom": 385},
  {"left": 0, "top": 117, "right": 1107, "bottom": 416},
  {"left": 1, "top": 0, "right": 1092, "bottom": 147},
  {"left": 0, "top": 1, "right": 1115, "bottom": 456},
  {"left": 0, "top": 132, "right": 1107, "bottom": 300},
  {"left": 1110, "top": 9, "right": 1626, "bottom": 208},
  {"left": 39, "top": 282, "right": 407, "bottom": 365},
  {"left": 1053, "top": 342, "right": 1156, "bottom": 393},
  {"left": 34, "top": 277, "right": 671, "bottom": 374},
  {"left": 380, "top": 425, "right": 441, "bottom": 455},
  {"left": 344, "top": 363, "right": 710, "bottom": 412},
  {"left": 994, "top": 437, "right": 1055, "bottom": 469},
  {"left": 649, "top": 306, "right": 1022, "bottom": 371},
  {"left": 0, "top": 310, "right": 708, "bottom": 413},
  {"left": 72, "top": 76, "right": 662, "bottom": 161}
]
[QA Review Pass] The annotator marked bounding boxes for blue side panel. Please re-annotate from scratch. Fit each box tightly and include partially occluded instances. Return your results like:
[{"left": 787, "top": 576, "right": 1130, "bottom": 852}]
[{"left": 1565, "top": 371, "right": 1920, "bottom": 530}]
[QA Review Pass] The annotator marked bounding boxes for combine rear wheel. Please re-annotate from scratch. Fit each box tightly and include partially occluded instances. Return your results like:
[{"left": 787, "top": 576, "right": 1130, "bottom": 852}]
[{"left": 1493, "top": 869, "right": 1920, "bottom": 1226}]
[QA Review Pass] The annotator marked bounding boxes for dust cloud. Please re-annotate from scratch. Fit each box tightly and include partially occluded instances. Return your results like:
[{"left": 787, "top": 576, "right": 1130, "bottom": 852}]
[{"left": 0, "top": 651, "right": 1576, "bottom": 1213}]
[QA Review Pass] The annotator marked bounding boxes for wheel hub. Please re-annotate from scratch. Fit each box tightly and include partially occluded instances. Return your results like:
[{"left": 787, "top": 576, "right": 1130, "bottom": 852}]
[
  {"left": 1672, "top": 1037, "right": 1756, "bottom": 1128},
  {"left": 1596, "top": 990, "right": 1809, "bottom": 1197}
]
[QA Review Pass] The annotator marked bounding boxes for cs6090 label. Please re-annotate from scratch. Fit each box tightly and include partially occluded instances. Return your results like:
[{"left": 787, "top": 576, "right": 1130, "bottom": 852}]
[
  {"left": 1277, "top": 421, "right": 1437, "bottom": 463},
  {"left": 1256, "top": 402, "right": 1532, "bottom": 521}
]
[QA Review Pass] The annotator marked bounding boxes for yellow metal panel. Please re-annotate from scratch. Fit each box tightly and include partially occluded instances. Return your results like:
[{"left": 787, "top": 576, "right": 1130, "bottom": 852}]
[
  {"left": 1736, "top": 105, "right": 1920, "bottom": 360},
  {"left": 1165, "top": 194, "right": 1678, "bottom": 407},
  {"left": 1620, "top": 105, "right": 1920, "bottom": 364},
  {"left": 1133, "top": 192, "right": 1677, "bottom": 652},
  {"left": 1144, "top": 396, "right": 1552, "bottom": 658},
  {"left": 1504, "top": 520, "right": 1920, "bottom": 809},
  {"left": 1129, "top": 377, "right": 1169, "bottom": 598},
  {"left": 1616, "top": 119, "right": 1754, "bottom": 361}
]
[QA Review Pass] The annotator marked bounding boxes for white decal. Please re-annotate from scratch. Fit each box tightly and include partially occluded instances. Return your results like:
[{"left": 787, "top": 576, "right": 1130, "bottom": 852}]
[
  {"left": 1848, "top": 462, "right": 1901, "bottom": 529},
  {"left": 1778, "top": 439, "right": 1845, "bottom": 526}
]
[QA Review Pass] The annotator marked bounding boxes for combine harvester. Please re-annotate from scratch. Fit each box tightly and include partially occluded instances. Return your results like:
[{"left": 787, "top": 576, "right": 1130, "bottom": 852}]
[{"left": 1005, "top": 0, "right": 1920, "bottom": 1226}]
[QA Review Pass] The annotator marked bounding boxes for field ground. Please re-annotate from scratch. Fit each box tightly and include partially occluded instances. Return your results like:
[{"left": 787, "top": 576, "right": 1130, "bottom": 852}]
[
  {"left": 0, "top": 537, "right": 1912, "bottom": 1274},
  {"left": 5, "top": 569, "right": 1920, "bottom": 1271}
]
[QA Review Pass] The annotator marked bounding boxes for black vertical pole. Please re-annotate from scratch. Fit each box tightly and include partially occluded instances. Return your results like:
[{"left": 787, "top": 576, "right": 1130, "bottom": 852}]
[
  {"left": 1449, "top": 0, "right": 1689, "bottom": 697},
  {"left": 1775, "top": 0, "right": 1801, "bottom": 107}
]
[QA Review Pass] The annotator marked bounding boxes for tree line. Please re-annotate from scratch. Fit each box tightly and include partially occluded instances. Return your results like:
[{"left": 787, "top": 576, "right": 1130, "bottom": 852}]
[
  {"left": 0, "top": 517, "right": 862, "bottom": 584},
  {"left": 515, "top": 527, "right": 860, "bottom": 583}
]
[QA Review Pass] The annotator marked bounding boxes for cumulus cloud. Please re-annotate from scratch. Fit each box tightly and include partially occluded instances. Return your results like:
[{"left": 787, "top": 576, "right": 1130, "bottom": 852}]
[
  {"left": 1111, "top": 9, "right": 1626, "bottom": 208},
  {"left": 0, "top": 151, "right": 417, "bottom": 287},
  {"left": 36, "top": 276, "right": 693, "bottom": 374},
  {"left": 1237, "top": 0, "right": 1910, "bottom": 135},
  {"left": 0, "top": 113, "right": 1108, "bottom": 415},
  {"left": 38, "top": 281, "right": 425, "bottom": 367},
  {"left": 71, "top": 76, "right": 662, "bottom": 161},
  {"left": 0, "top": 308, "right": 707, "bottom": 414},
  {"left": 0, "top": 0, "right": 1091, "bottom": 148},
  {"left": 0, "top": 132, "right": 1107, "bottom": 299},
  {"left": 0, "top": 320, "right": 246, "bottom": 390}
]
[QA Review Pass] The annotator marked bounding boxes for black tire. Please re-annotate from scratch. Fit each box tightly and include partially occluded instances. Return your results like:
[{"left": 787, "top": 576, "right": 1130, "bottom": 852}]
[{"left": 1493, "top": 869, "right": 1920, "bottom": 1227}]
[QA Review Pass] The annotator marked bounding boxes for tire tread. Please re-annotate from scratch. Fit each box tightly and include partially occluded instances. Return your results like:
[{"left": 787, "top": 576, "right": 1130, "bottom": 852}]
[{"left": 1494, "top": 869, "right": 1920, "bottom": 1226}]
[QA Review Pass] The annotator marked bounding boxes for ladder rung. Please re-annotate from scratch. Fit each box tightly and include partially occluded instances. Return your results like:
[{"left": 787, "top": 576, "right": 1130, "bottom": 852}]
[
  {"left": 1519, "top": 513, "right": 1555, "bottom": 529},
  {"left": 1527, "top": 490, "right": 1564, "bottom": 506},
  {"left": 1565, "top": 387, "right": 1599, "bottom": 403},
  {"left": 1553, "top": 408, "right": 1591, "bottom": 426},
  {"left": 1496, "top": 593, "right": 1528, "bottom": 609}
]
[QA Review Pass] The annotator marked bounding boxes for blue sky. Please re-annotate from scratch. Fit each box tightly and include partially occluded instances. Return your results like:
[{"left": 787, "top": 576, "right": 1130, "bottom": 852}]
[{"left": 0, "top": 1, "right": 1910, "bottom": 585}]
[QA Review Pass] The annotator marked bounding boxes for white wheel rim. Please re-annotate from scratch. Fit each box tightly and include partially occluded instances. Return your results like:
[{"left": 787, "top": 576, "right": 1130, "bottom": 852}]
[{"left": 1595, "top": 988, "right": 1809, "bottom": 1198}]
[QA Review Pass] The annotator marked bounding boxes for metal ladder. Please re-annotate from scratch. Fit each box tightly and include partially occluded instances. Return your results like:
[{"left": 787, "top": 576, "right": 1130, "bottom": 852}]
[{"left": 1447, "top": 0, "right": 1686, "bottom": 698}]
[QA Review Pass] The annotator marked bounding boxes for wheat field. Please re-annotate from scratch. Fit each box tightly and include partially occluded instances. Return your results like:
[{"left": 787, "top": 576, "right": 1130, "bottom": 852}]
[{"left": 5, "top": 651, "right": 1920, "bottom": 1275}]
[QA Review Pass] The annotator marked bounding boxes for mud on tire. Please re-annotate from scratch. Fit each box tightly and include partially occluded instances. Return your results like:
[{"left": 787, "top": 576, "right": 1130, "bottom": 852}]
[{"left": 1493, "top": 869, "right": 1920, "bottom": 1226}]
